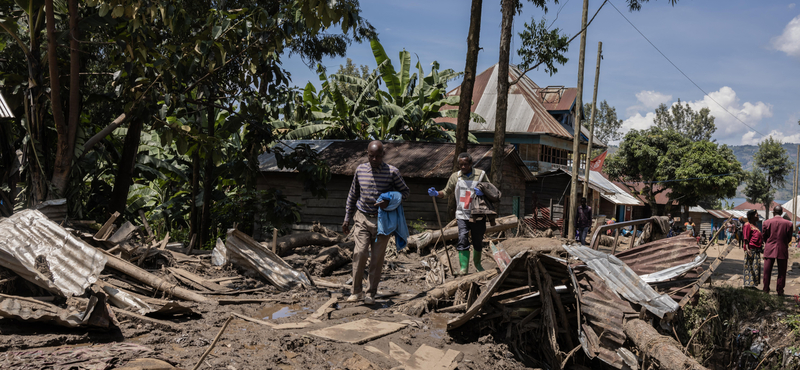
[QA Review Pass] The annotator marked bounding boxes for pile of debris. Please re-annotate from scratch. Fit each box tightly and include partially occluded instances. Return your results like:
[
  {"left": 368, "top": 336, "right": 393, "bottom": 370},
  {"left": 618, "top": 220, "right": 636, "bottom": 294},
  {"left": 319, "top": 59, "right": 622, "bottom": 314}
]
[{"left": 0, "top": 207, "right": 729, "bottom": 369}]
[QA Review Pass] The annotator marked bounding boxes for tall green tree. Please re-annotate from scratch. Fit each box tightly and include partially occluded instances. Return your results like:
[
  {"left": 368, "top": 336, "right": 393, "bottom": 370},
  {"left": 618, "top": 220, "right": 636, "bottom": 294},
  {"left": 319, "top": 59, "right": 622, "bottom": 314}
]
[
  {"left": 453, "top": 0, "right": 484, "bottom": 171},
  {"left": 667, "top": 141, "right": 744, "bottom": 220},
  {"left": 605, "top": 127, "right": 690, "bottom": 213},
  {"left": 581, "top": 100, "right": 622, "bottom": 145},
  {"left": 744, "top": 137, "right": 792, "bottom": 219},
  {"left": 653, "top": 99, "right": 716, "bottom": 142},
  {"left": 335, "top": 58, "right": 371, "bottom": 101}
]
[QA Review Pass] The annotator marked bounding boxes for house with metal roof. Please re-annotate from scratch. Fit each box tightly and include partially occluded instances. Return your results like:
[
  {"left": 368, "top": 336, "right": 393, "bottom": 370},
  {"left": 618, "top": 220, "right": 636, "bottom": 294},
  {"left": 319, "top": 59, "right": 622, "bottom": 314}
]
[
  {"left": 257, "top": 140, "right": 534, "bottom": 234},
  {"left": 437, "top": 64, "right": 606, "bottom": 175}
]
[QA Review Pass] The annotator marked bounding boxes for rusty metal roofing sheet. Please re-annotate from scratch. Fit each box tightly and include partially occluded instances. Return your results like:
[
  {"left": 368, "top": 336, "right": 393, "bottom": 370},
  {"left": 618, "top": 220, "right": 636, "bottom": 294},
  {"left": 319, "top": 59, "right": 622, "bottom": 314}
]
[
  {"left": 0, "top": 293, "right": 106, "bottom": 328},
  {"left": 0, "top": 210, "right": 107, "bottom": 297},
  {"left": 539, "top": 87, "right": 577, "bottom": 112},
  {"left": 259, "top": 140, "right": 534, "bottom": 181},
  {"left": 707, "top": 209, "right": 731, "bottom": 219},
  {"left": 0, "top": 91, "right": 13, "bottom": 118},
  {"left": 563, "top": 244, "right": 679, "bottom": 318},
  {"left": 614, "top": 235, "right": 700, "bottom": 275},
  {"left": 570, "top": 267, "right": 636, "bottom": 369}
]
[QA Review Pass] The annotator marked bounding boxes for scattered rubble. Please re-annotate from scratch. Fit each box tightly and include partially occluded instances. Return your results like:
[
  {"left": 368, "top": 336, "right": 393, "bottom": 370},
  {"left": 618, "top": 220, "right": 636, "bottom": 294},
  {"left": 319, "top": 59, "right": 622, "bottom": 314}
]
[{"left": 0, "top": 208, "right": 755, "bottom": 369}]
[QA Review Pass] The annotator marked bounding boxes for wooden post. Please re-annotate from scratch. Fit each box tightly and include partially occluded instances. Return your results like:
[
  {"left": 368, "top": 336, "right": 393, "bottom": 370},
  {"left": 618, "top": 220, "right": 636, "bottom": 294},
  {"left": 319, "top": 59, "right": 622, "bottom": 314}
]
[
  {"left": 793, "top": 145, "right": 798, "bottom": 232},
  {"left": 583, "top": 41, "right": 602, "bottom": 196},
  {"left": 272, "top": 228, "right": 278, "bottom": 254},
  {"left": 568, "top": 0, "right": 590, "bottom": 241},
  {"left": 624, "top": 319, "right": 708, "bottom": 370},
  {"left": 432, "top": 197, "right": 455, "bottom": 276}
]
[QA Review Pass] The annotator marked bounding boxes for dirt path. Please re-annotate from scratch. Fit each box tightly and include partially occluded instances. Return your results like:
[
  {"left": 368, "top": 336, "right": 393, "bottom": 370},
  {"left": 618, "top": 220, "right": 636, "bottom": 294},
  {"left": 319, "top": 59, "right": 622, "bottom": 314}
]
[{"left": 704, "top": 239, "right": 800, "bottom": 296}]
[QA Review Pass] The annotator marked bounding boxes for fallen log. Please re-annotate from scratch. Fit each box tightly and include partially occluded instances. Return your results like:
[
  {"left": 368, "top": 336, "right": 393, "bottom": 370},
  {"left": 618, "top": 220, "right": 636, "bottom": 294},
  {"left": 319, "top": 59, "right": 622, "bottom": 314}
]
[
  {"left": 101, "top": 250, "right": 215, "bottom": 304},
  {"left": 396, "top": 269, "right": 498, "bottom": 316},
  {"left": 263, "top": 225, "right": 343, "bottom": 256},
  {"left": 623, "top": 319, "right": 708, "bottom": 370},
  {"left": 406, "top": 215, "right": 518, "bottom": 252},
  {"left": 304, "top": 245, "right": 352, "bottom": 277}
]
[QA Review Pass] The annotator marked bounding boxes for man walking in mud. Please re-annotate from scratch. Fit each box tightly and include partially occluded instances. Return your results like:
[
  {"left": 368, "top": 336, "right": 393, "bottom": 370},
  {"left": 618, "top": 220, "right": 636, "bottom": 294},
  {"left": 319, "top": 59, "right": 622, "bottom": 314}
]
[
  {"left": 762, "top": 205, "right": 793, "bottom": 296},
  {"left": 428, "top": 152, "right": 491, "bottom": 275},
  {"left": 342, "top": 141, "right": 410, "bottom": 304}
]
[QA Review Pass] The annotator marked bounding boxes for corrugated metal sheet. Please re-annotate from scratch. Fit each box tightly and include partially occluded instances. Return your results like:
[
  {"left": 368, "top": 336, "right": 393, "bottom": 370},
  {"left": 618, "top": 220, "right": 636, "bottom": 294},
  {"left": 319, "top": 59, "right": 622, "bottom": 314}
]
[
  {"left": 539, "top": 86, "right": 576, "bottom": 112},
  {"left": 225, "top": 229, "right": 312, "bottom": 291},
  {"left": 688, "top": 206, "right": 707, "bottom": 213},
  {"left": 439, "top": 64, "right": 575, "bottom": 140},
  {"left": 707, "top": 209, "right": 731, "bottom": 219},
  {"left": 0, "top": 292, "right": 113, "bottom": 328},
  {"left": 0, "top": 210, "right": 107, "bottom": 297},
  {"left": 259, "top": 140, "right": 535, "bottom": 181},
  {"left": 563, "top": 244, "right": 679, "bottom": 318},
  {"left": 0, "top": 91, "right": 13, "bottom": 118},
  {"left": 540, "top": 168, "right": 642, "bottom": 206},
  {"left": 615, "top": 235, "right": 700, "bottom": 275},
  {"left": 571, "top": 267, "right": 635, "bottom": 369}
]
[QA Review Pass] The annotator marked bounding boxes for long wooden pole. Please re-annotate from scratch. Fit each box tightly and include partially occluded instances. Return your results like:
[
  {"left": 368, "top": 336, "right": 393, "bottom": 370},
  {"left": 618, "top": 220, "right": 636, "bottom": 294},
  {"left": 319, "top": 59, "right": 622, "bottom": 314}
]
[
  {"left": 432, "top": 197, "right": 455, "bottom": 275},
  {"left": 583, "top": 41, "right": 602, "bottom": 196},
  {"left": 568, "top": 0, "right": 590, "bottom": 240},
  {"left": 793, "top": 145, "right": 798, "bottom": 231}
]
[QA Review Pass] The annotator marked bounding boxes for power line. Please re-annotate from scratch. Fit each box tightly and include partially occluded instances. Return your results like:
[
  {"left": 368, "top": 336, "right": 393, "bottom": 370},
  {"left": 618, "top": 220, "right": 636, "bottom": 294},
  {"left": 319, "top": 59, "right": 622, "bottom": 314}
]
[{"left": 607, "top": 0, "right": 767, "bottom": 138}]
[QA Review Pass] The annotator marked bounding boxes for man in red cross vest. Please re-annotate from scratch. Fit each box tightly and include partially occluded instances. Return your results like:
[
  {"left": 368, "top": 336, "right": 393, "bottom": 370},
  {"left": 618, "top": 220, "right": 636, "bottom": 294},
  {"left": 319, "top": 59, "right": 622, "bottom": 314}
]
[{"left": 428, "top": 152, "right": 491, "bottom": 275}]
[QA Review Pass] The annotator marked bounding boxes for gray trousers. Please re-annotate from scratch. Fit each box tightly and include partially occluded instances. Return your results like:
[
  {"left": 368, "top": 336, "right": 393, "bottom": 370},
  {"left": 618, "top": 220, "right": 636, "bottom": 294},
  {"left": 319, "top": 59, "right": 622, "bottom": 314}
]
[{"left": 352, "top": 211, "right": 391, "bottom": 295}]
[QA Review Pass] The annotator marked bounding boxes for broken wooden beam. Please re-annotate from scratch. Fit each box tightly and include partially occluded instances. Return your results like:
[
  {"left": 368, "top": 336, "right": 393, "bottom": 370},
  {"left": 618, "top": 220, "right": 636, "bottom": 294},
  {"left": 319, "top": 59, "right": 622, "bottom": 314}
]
[
  {"left": 101, "top": 249, "right": 215, "bottom": 304},
  {"left": 406, "top": 215, "right": 518, "bottom": 251},
  {"left": 397, "top": 269, "right": 498, "bottom": 316},
  {"left": 623, "top": 319, "right": 708, "bottom": 370}
]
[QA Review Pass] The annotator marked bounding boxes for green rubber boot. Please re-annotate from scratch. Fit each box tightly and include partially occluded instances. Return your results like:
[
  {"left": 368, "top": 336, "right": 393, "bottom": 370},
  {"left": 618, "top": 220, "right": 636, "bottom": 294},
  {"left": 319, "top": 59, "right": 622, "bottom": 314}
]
[
  {"left": 473, "top": 250, "right": 484, "bottom": 272},
  {"left": 458, "top": 250, "right": 470, "bottom": 275}
]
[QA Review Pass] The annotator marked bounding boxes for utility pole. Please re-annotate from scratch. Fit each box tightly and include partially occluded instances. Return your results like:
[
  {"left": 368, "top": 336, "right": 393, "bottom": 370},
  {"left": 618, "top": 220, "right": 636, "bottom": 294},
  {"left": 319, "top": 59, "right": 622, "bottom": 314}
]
[
  {"left": 583, "top": 41, "right": 602, "bottom": 197},
  {"left": 793, "top": 145, "right": 799, "bottom": 229},
  {"left": 568, "top": 0, "right": 589, "bottom": 240}
]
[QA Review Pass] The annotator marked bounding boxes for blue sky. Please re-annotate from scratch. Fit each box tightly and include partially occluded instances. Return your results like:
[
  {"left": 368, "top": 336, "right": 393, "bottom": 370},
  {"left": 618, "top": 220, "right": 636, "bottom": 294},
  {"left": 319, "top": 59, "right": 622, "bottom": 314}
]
[{"left": 283, "top": 0, "right": 800, "bottom": 146}]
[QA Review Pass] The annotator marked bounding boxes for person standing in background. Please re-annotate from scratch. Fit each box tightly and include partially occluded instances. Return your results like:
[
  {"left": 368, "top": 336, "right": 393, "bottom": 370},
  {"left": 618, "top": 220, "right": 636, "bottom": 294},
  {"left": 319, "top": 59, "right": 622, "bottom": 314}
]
[{"left": 762, "top": 205, "right": 793, "bottom": 296}]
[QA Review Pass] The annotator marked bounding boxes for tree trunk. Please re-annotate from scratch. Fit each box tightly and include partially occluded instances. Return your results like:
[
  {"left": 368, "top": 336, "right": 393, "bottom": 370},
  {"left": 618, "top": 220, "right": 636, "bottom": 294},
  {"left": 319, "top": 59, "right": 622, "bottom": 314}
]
[
  {"left": 199, "top": 105, "right": 215, "bottom": 249},
  {"left": 190, "top": 143, "right": 200, "bottom": 240},
  {"left": 453, "top": 0, "right": 483, "bottom": 171},
  {"left": 490, "top": 0, "right": 515, "bottom": 185},
  {"left": 108, "top": 118, "right": 143, "bottom": 215},
  {"left": 23, "top": 9, "right": 47, "bottom": 205},
  {"left": 623, "top": 319, "right": 708, "bottom": 370},
  {"left": 46, "top": 0, "right": 69, "bottom": 197}
]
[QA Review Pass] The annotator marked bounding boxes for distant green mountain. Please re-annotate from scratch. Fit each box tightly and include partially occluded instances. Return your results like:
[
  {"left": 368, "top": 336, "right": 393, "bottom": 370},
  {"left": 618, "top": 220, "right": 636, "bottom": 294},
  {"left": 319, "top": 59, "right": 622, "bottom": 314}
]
[{"left": 729, "top": 143, "right": 799, "bottom": 201}]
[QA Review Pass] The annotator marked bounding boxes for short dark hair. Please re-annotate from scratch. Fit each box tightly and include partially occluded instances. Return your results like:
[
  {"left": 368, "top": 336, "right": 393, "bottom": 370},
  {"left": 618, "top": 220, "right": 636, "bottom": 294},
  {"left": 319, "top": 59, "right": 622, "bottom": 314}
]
[
  {"left": 457, "top": 152, "right": 473, "bottom": 163},
  {"left": 746, "top": 209, "right": 758, "bottom": 222}
]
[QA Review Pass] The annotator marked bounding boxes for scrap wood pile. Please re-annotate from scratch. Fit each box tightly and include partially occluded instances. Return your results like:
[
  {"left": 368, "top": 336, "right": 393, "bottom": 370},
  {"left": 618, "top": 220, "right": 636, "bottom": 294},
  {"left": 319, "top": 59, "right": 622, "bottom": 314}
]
[{"left": 395, "top": 230, "right": 716, "bottom": 370}]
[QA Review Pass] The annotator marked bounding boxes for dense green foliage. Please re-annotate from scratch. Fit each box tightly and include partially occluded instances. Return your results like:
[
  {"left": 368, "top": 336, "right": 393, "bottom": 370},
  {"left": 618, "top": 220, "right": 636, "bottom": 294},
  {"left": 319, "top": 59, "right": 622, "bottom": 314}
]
[
  {"left": 581, "top": 100, "right": 622, "bottom": 145},
  {"left": 0, "top": 0, "right": 375, "bottom": 247},
  {"left": 653, "top": 99, "right": 716, "bottom": 142},
  {"left": 744, "top": 137, "right": 793, "bottom": 217},
  {"left": 605, "top": 125, "right": 743, "bottom": 216}
]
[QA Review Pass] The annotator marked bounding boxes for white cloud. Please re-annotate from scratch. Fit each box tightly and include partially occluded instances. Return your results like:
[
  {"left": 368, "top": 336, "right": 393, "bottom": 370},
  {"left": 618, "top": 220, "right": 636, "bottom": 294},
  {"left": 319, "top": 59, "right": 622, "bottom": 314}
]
[
  {"left": 683, "top": 86, "right": 773, "bottom": 140},
  {"left": 741, "top": 130, "right": 800, "bottom": 145},
  {"left": 635, "top": 90, "right": 672, "bottom": 109},
  {"left": 620, "top": 87, "right": 773, "bottom": 144},
  {"left": 789, "top": 3, "right": 796, "bottom": 9},
  {"left": 771, "top": 15, "right": 800, "bottom": 58},
  {"left": 626, "top": 90, "right": 672, "bottom": 116},
  {"left": 621, "top": 112, "right": 657, "bottom": 132}
]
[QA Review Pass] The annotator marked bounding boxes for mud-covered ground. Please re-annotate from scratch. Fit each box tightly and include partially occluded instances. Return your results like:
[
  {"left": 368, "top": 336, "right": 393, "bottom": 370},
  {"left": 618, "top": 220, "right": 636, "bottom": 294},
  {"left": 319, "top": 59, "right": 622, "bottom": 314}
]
[{"left": 0, "top": 237, "right": 566, "bottom": 369}]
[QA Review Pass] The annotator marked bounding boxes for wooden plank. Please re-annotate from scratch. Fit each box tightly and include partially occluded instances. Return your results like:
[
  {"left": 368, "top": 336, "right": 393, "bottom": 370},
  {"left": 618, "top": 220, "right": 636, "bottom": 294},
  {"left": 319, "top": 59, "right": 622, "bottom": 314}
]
[
  {"left": 307, "top": 297, "right": 338, "bottom": 321},
  {"left": 432, "top": 349, "right": 463, "bottom": 370},
  {"left": 389, "top": 342, "right": 412, "bottom": 364},
  {"left": 678, "top": 242, "right": 736, "bottom": 307},
  {"left": 308, "top": 319, "right": 406, "bottom": 344},
  {"left": 94, "top": 211, "right": 120, "bottom": 241},
  {"left": 231, "top": 312, "right": 276, "bottom": 328},
  {"left": 168, "top": 267, "right": 227, "bottom": 292},
  {"left": 404, "top": 344, "right": 446, "bottom": 370}
]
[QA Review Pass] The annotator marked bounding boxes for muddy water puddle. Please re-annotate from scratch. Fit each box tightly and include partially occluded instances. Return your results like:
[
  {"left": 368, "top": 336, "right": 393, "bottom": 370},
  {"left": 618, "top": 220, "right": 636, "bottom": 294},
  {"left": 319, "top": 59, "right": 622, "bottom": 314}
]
[
  {"left": 428, "top": 313, "right": 448, "bottom": 339},
  {"left": 257, "top": 304, "right": 311, "bottom": 320}
]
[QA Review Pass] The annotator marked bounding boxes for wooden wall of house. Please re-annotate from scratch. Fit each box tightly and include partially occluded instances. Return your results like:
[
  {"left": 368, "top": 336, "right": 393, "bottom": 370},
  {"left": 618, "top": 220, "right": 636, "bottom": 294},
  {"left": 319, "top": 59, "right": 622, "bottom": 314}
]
[
  {"left": 598, "top": 198, "right": 616, "bottom": 219},
  {"left": 257, "top": 159, "right": 529, "bottom": 234}
]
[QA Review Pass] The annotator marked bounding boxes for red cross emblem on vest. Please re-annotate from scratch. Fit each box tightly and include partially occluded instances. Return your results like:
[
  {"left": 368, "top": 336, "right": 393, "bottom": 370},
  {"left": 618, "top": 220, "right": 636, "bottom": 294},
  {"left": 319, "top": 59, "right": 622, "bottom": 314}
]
[{"left": 460, "top": 190, "right": 472, "bottom": 209}]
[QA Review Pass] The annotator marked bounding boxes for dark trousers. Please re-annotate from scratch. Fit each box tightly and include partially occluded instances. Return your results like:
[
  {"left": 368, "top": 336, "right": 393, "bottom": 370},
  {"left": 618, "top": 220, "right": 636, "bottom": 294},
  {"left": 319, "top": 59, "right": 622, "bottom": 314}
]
[
  {"left": 579, "top": 226, "right": 590, "bottom": 245},
  {"left": 456, "top": 219, "right": 486, "bottom": 252},
  {"left": 763, "top": 258, "right": 788, "bottom": 295}
]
